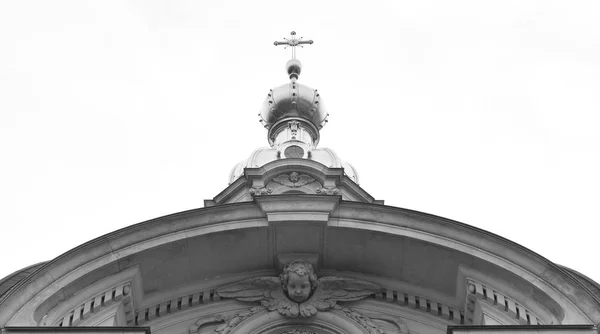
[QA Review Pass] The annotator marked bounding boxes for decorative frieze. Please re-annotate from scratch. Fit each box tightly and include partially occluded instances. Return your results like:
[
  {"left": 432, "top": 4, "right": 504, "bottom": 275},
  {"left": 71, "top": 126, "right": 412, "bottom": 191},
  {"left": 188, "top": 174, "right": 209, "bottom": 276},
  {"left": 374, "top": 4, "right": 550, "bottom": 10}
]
[
  {"left": 135, "top": 287, "right": 221, "bottom": 325},
  {"left": 138, "top": 275, "right": 468, "bottom": 328},
  {"left": 373, "top": 289, "right": 464, "bottom": 325},
  {"left": 336, "top": 306, "right": 388, "bottom": 334}
]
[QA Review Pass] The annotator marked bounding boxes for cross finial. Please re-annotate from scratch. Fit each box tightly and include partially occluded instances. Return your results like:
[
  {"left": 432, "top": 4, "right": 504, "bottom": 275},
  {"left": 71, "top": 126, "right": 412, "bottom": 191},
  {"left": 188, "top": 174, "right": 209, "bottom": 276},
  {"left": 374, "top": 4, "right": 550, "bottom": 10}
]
[{"left": 274, "top": 31, "right": 313, "bottom": 59}]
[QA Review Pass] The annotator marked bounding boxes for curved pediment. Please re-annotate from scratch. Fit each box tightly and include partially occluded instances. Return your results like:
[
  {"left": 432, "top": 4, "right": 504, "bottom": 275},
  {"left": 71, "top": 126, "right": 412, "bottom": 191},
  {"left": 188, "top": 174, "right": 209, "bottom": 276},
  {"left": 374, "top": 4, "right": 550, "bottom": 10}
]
[
  {"left": 210, "top": 159, "right": 379, "bottom": 206},
  {"left": 1, "top": 198, "right": 599, "bottom": 332}
]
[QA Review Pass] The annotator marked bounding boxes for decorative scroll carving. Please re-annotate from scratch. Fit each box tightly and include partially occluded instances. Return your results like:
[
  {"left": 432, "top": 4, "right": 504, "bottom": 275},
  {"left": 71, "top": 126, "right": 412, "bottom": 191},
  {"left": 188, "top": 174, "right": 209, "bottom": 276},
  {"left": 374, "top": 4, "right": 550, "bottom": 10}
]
[
  {"left": 357, "top": 309, "right": 409, "bottom": 334},
  {"left": 189, "top": 314, "right": 226, "bottom": 333},
  {"left": 335, "top": 306, "right": 387, "bottom": 334},
  {"left": 216, "top": 260, "right": 380, "bottom": 318},
  {"left": 249, "top": 187, "right": 272, "bottom": 196},
  {"left": 315, "top": 187, "right": 339, "bottom": 195},
  {"left": 213, "top": 306, "right": 264, "bottom": 334},
  {"left": 272, "top": 172, "right": 316, "bottom": 188}
]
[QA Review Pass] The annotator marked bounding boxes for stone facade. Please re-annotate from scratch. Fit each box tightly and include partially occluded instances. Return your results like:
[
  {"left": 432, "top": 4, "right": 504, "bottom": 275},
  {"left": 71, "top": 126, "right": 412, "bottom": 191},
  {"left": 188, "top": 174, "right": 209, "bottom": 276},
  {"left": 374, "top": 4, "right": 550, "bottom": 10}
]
[{"left": 2, "top": 43, "right": 600, "bottom": 334}]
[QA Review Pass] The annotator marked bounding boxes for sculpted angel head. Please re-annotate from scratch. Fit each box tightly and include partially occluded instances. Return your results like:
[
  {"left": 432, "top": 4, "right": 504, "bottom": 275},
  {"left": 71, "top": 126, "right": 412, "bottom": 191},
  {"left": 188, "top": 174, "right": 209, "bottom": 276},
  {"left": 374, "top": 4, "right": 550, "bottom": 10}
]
[
  {"left": 280, "top": 260, "right": 318, "bottom": 303},
  {"left": 289, "top": 172, "right": 300, "bottom": 183}
]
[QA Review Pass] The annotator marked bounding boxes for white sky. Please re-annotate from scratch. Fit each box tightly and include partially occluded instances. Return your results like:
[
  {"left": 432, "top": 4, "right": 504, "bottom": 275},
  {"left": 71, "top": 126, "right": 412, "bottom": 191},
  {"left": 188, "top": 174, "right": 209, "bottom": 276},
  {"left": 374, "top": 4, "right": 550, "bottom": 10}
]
[{"left": 1, "top": 1, "right": 599, "bottom": 286}]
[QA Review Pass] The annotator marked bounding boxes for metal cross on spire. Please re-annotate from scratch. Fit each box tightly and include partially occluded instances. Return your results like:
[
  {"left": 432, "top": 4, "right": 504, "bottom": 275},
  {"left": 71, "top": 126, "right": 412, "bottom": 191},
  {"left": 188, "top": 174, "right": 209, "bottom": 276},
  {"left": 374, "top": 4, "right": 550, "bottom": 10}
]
[{"left": 274, "top": 31, "right": 313, "bottom": 59}]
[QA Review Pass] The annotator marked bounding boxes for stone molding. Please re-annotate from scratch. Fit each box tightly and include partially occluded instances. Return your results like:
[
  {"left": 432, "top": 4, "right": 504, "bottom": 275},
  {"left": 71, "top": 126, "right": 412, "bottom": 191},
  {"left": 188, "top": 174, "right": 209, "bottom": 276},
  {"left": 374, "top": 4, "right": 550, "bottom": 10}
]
[
  {"left": 2, "top": 200, "right": 600, "bottom": 326},
  {"left": 127, "top": 272, "right": 464, "bottom": 329},
  {"left": 40, "top": 266, "right": 142, "bottom": 328},
  {"left": 371, "top": 288, "right": 464, "bottom": 325},
  {"left": 201, "top": 307, "right": 379, "bottom": 334},
  {"left": 326, "top": 210, "right": 594, "bottom": 324},
  {"left": 135, "top": 286, "right": 222, "bottom": 326}
]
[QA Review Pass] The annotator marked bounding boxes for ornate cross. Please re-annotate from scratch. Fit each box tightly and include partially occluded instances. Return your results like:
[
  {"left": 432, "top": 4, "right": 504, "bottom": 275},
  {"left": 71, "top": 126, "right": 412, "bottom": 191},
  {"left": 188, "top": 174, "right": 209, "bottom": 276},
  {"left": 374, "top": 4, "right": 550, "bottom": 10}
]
[{"left": 274, "top": 31, "right": 313, "bottom": 59}]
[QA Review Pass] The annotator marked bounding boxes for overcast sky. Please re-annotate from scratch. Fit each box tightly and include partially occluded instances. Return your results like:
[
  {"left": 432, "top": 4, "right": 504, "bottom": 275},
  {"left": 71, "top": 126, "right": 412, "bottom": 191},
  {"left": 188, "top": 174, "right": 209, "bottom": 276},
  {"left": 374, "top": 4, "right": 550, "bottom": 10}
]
[{"left": 1, "top": 1, "right": 599, "bottom": 286}]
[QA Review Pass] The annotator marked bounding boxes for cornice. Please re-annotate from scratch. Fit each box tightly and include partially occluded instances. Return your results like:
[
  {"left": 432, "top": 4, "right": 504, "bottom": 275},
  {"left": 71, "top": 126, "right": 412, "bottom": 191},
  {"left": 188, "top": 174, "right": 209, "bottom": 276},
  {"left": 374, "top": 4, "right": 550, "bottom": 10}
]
[{"left": 1, "top": 199, "right": 599, "bottom": 327}]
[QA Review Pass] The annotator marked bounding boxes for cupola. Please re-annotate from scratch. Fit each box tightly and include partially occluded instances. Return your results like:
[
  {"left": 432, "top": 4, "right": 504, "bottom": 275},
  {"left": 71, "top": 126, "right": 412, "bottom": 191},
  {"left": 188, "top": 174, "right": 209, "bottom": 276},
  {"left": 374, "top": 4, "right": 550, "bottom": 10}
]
[
  {"left": 259, "top": 59, "right": 328, "bottom": 149},
  {"left": 229, "top": 32, "right": 357, "bottom": 185}
]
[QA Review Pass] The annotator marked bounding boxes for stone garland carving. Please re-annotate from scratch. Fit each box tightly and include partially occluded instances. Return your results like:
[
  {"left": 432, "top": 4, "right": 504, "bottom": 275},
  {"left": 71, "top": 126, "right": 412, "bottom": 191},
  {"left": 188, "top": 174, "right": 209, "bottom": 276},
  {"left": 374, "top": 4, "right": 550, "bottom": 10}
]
[
  {"left": 249, "top": 187, "right": 272, "bottom": 196},
  {"left": 212, "top": 306, "right": 264, "bottom": 334},
  {"left": 207, "top": 306, "right": 398, "bottom": 334},
  {"left": 272, "top": 172, "right": 316, "bottom": 188},
  {"left": 315, "top": 187, "right": 339, "bottom": 195},
  {"left": 216, "top": 260, "right": 380, "bottom": 318},
  {"left": 335, "top": 306, "right": 387, "bottom": 334}
]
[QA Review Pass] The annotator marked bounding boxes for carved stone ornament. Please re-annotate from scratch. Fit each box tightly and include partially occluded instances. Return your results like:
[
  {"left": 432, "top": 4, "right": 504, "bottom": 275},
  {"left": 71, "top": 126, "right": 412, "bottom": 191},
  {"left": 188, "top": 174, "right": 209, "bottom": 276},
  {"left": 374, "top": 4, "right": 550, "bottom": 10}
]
[
  {"left": 249, "top": 187, "right": 273, "bottom": 196},
  {"left": 216, "top": 260, "right": 381, "bottom": 318},
  {"left": 315, "top": 187, "right": 339, "bottom": 195},
  {"left": 281, "top": 330, "right": 318, "bottom": 334},
  {"left": 189, "top": 314, "right": 226, "bottom": 333},
  {"left": 213, "top": 306, "right": 264, "bottom": 334},
  {"left": 335, "top": 306, "right": 387, "bottom": 334},
  {"left": 272, "top": 172, "right": 316, "bottom": 188}
]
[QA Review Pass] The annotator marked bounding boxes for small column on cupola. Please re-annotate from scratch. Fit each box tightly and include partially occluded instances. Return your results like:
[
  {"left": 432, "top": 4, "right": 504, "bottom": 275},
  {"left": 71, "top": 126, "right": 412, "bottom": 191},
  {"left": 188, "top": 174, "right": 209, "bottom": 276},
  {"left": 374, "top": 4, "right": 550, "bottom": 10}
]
[{"left": 259, "top": 31, "right": 329, "bottom": 160}]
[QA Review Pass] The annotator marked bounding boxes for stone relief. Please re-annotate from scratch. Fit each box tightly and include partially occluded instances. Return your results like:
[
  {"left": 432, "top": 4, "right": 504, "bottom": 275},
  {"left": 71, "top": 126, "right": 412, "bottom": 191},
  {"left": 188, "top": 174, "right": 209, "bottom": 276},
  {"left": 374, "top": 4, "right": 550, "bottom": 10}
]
[
  {"left": 249, "top": 187, "right": 273, "bottom": 196},
  {"left": 315, "top": 187, "right": 339, "bottom": 195},
  {"left": 212, "top": 306, "right": 264, "bottom": 334},
  {"left": 336, "top": 307, "right": 387, "bottom": 334},
  {"left": 216, "top": 260, "right": 380, "bottom": 318},
  {"left": 272, "top": 172, "right": 316, "bottom": 188},
  {"left": 337, "top": 307, "right": 409, "bottom": 334}
]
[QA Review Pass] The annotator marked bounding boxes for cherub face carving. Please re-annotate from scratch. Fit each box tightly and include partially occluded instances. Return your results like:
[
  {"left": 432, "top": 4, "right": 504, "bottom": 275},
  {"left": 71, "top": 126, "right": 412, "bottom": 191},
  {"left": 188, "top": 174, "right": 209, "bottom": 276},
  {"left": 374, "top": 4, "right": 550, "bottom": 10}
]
[
  {"left": 280, "top": 260, "right": 318, "bottom": 303},
  {"left": 286, "top": 272, "right": 311, "bottom": 302},
  {"left": 289, "top": 172, "right": 300, "bottom": 183}
]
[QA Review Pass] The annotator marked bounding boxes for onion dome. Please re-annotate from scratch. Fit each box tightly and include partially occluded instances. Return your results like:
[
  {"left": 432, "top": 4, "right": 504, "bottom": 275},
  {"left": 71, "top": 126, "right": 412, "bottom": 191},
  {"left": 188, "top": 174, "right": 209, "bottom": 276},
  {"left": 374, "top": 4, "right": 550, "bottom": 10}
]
[
  {"left": 259, "top": 59, "right": 328, "bottom": 147},
  {"left": 229, "top": 43, "right": 357, "bottom": 186}
]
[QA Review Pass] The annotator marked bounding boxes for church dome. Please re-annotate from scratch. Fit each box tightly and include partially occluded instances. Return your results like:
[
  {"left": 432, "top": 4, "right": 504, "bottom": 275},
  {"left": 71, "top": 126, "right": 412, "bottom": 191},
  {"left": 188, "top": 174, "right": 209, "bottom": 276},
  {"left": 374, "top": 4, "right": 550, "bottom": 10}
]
[{"left": 259, "top": 60, "right": 328, "bottom": 146}]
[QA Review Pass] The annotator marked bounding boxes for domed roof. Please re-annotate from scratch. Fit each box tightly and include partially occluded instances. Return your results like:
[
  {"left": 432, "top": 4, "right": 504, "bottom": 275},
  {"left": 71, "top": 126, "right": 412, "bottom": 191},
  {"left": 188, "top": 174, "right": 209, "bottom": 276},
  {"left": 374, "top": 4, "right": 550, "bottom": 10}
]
[
  {"left": 259, "top": 60, "right": 328, "bottom": 144},
  {"left": 229, "top": 147, "right": 359, "bottom": 185}
]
